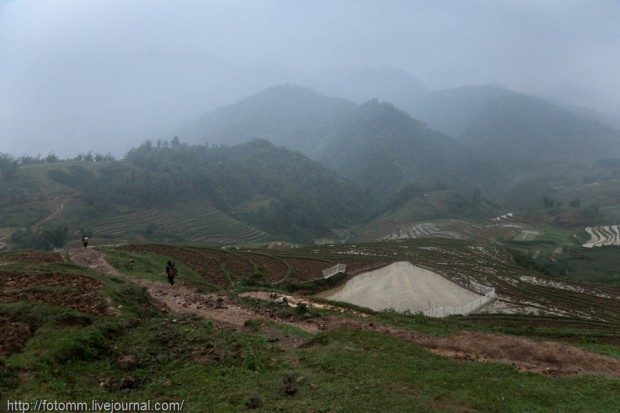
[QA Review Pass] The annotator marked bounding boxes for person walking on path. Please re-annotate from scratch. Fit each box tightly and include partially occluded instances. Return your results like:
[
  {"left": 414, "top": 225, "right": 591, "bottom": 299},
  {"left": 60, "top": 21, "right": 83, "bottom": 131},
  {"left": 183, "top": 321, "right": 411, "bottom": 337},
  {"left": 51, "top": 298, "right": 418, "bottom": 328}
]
[
  {"left": 82, "top": 236, "right": 89, "bottom": 248},
  {"left": 165, "top": 260, "right": 177, "bottom": 287}
]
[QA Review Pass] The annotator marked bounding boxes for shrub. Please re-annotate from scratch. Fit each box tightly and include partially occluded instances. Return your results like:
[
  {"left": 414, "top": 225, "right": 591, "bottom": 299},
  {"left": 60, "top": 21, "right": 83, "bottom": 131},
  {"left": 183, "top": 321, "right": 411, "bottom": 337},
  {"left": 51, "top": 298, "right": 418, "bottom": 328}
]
[{"left": 11, "top": 225, "right": 69, "bottom": 251}]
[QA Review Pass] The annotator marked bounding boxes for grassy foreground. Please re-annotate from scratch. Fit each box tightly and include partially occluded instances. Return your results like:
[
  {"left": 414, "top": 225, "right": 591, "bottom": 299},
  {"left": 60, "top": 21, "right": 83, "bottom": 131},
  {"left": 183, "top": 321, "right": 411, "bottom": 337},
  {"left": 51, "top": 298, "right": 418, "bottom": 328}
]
[{"left": 1, "top": 249, "right": 619, "bottom": 412}]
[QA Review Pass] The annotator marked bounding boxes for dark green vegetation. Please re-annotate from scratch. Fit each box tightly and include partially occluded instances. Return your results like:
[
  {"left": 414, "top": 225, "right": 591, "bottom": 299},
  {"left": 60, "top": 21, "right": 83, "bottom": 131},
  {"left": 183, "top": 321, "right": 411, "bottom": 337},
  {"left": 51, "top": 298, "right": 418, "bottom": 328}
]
[
  {"left": 9, "top": 225, "right": 69, "bottom": 251},
  {"left": 320, "top": 100, "right": 503, "bottom": 199},
  {"left": 562, "top": 247, "right": 620, "bottom": 285},
  {"left": 2, "top": 241, "right": 619, "bottom": 412},
  {"left": 0, "top": 139, "right": 374, "bottom": 245}
]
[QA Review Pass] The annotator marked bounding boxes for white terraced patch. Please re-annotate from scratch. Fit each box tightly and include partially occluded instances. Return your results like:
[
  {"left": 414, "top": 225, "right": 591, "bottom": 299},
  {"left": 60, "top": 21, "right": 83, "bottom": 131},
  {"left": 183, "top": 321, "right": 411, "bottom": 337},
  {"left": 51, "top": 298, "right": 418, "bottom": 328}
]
[
  {"left": 583, "top": 225, "right": 620, "bottom": 248},
  {"left": 382, "top": 222, "right": 466, "bottom": 240},
  {"left": 318, "top": 261, "right": 483, "bottom": 314},
  {"left": 519, "top": 276, "right": 614, "bottom": 299},
  {"left": 490, "top": 212, "right": 514, "bottom": 222}
]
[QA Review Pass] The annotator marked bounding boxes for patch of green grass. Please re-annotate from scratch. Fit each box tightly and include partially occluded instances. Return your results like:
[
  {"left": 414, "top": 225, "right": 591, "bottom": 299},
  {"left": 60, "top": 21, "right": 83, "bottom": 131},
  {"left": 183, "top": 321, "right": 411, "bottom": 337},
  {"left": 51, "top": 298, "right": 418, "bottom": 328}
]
[
  {"left": 577, "top": 343, "right": 620, "bottom": 360},
  {"left": 101, "top": 248, "right": 215, "bottom": 292},
  {"left": 562, "top": 247, "right": 620, "bottom": 285},
  {"left": 296, "top": 328, "right": 619, "bottom": 412},
  {"left": 5, "top": 315, "right": 618, "bottom": 412}
]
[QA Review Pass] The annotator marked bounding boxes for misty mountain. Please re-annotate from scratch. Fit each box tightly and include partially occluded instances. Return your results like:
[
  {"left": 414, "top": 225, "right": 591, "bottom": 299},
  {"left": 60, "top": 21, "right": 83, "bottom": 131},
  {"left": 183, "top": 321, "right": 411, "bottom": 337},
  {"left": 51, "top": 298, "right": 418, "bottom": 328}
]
[
  {"left": 179, "top": 85, "right": 508, "bottom": 200},
  {"left": 177, "top": 85, "right": 356, "bottom": 157},
  {"left": 460, "top": 94, "right": 620, "bottom": 170},
  {"left": 302, "top": 66, "right": 428, "bottom": 110},
  {"left": 319, "top": 100, "right": 504, "bottom": 200},
  {"left": 408, "top": 85, "right": 513, "bottom": 136}
]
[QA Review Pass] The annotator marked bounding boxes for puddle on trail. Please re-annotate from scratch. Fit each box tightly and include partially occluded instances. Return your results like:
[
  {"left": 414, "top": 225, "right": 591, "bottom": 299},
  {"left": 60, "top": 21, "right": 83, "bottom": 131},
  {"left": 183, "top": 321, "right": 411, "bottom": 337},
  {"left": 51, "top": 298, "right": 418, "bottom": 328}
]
[{"left": 318, "top": 261, "right": 481, "bottom": 313}]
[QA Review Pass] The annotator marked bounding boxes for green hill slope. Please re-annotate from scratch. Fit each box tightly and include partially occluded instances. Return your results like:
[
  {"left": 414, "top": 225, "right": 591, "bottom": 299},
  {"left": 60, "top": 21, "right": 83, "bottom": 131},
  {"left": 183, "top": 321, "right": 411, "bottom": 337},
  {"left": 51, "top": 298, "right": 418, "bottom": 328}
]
[
  {"left": 0, "top": 140, "right": 375, "bottom": 246},
  {"left": 319, "top": 100, "right": 504, "bottom": 200}
]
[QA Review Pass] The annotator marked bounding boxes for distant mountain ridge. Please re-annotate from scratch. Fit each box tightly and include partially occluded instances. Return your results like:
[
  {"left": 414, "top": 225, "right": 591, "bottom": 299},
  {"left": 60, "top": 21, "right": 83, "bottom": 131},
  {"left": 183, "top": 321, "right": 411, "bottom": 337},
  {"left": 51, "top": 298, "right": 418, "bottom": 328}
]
[
  {"left": 177, "top": 84, "right": 356, "bottom": 157},
  {"left": 460, "top": 94, "right": 620, "bottom": 169},
  {"left": 177, "top": 81, "right": 620, "bottom": 208},
  {"left": 320, "top": 100, "right": 504, "bottom": 199}
]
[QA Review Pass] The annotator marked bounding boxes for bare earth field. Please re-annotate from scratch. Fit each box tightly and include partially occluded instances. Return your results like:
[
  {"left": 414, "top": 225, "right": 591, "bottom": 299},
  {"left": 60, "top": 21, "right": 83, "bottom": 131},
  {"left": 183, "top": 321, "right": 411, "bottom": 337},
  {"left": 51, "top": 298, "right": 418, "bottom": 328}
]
[{"left": 318, "top": 261, "right": 482, "bottom": 313}]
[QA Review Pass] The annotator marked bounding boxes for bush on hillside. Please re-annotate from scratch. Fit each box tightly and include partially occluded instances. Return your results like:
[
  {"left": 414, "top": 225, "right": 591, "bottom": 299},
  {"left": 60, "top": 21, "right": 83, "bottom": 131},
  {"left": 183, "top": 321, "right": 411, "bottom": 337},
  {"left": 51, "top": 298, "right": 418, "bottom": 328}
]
[{"left": 11, "top": 225, "right": 69, "bottom": 251}]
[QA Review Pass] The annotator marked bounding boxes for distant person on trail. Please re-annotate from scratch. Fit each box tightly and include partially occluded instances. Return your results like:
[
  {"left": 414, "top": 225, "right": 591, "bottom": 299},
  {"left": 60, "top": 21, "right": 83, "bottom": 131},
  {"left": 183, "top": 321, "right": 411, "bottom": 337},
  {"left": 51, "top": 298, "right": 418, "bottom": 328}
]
[
  {"left": 165, "top": 260, "right": 177, "bottom": 287},
  {"left": 82, "top": 236, "right": 89, "bottom": 248}
]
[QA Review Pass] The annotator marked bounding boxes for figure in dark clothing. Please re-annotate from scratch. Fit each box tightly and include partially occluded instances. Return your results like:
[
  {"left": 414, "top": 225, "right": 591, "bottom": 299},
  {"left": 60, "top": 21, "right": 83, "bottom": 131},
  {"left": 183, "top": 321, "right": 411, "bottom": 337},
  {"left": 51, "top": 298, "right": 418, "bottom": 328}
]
[
  {"left": 165, "top": 260, "right": 177, "bottom": 286},
  {"left": 82, "top": 236, "right": 89, "bottom": 248}
]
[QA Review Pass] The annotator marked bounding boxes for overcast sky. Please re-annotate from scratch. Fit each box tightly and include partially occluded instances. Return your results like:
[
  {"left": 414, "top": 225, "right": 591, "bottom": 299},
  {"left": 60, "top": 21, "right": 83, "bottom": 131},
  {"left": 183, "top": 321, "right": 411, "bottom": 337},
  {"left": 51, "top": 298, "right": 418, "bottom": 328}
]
[{"left": 1, "top": 0, "right": 619, "bottom": 156}]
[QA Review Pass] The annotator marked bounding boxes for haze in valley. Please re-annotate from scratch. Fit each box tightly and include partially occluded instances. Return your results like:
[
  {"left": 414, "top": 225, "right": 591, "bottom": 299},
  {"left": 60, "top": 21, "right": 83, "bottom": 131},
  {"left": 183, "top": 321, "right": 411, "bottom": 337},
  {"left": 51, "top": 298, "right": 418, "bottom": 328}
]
[{"left": 1, "top": 0, "right": 619, "bottom": 157}]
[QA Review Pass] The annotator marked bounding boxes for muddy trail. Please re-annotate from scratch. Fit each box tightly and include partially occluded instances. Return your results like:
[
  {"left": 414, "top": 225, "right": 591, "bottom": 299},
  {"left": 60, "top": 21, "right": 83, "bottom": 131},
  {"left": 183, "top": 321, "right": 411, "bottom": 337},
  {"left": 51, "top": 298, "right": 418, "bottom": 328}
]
[
  {"left": 68, "top": 247, "right": 318, "bottom": 336},
  {"left": 67, "top": 248, "right": 620, "bottom": 378},
  {"left": 68, "top": 247, "right": 121, "bottom": 276}
]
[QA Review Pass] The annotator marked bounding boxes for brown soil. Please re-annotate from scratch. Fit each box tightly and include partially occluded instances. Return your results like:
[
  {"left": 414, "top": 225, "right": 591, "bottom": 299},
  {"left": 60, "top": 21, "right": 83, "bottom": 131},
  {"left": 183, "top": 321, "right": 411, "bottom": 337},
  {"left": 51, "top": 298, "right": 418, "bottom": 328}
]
[
  {"left": 0, "top": 251, "right": 65, "bottom": 265},
  {"left": 68, "top": 248, "right": 121, "bottom": 276},
  {"left": 239, "top": 252, "right": 289, "bottom": 282},
  {"left": 68, "top": 248, "right": 316, "bottom": 334},
  {"left": 0, "top": 270, "right": 110, "bottom": 316},
  {"left": 135, "top": 278, "right": 318, "bottom": 334},
  {"left": 342, "top": 260, "right": 391, "bottom": 275},
  {"left": 195, "top": 248, "right": 254, "bottom": 281},
  {"left": 317, "top": 317, "right": 620, "bottom": 377},
  {"left": 419, "top": 331, "right": 620, "bottom": 377},
  {"left": 0, "top": 318, "right": 34, "bottom": 356},
  {"left": 282, "top": 257, "right": 332, "bottom": 281}
]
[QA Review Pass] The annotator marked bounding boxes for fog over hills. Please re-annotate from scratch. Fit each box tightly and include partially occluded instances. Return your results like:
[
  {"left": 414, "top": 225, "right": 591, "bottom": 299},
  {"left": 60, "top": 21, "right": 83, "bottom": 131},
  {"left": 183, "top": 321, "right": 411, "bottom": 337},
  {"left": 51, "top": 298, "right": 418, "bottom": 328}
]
[
  {"left": 176, "top": 82, "right": 620, "bottom": 201},
  {"left": 2, "top": 1, "right": 620, "bottom": 157},
  {"left": 177, "top": 84, "right": 356, "bottom": 157},
  {"left": 460, "top": 94, "right": 620, "bottom": 168}
]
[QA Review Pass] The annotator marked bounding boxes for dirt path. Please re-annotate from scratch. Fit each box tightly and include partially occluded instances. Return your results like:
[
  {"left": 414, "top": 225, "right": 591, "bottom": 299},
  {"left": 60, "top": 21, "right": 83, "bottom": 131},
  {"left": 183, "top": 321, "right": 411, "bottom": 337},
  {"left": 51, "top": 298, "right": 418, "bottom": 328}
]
[
  {"left": 37, "top": 196, "right": 69, "bottom": 228},
  {"left": 68, "top": 247, "right": 121, "bottom": 276},
  {"left": 67, "top": 248, "right": 620, "bottom": 378},
  {"left": 67, "top": 248, "right": 317, "bottom": 333},
  {"left": 136, "top": 279, "right": 318, "bottom": 333}
]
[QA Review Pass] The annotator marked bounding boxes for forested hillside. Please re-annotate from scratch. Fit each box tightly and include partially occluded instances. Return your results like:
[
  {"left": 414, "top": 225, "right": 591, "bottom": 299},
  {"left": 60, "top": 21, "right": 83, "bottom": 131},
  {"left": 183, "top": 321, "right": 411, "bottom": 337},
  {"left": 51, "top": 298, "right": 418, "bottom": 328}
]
[
  {"left": 319, "top": 100, "right": 504, "bottom": 200},
  {"left": 0, "top": 139, "right": 375, "bottom": 246}
]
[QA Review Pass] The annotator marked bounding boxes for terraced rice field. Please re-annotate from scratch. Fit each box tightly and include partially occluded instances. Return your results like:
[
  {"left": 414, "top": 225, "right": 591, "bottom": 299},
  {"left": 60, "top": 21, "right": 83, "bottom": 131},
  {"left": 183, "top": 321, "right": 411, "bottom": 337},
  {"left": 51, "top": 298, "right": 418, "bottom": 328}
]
[
  {"left": 382, "top": 222, "right": 468, "bottom": 240},
  {"left": 378, "top": 215, "right": 539, "bottom": 243},
  {"left": 115, "top": 237, "right": 619, "bottom": 325},
  {"left": 513, "top": 230, "right": 540, "bottom": 241},
  {"left": 267, "top": 239, "right": 619, "bottom": 324},
  {"left": 583, "top": 225, "right": 620, "bottom": 248},
  {"left": 82, "top": 200, "right": 270, "bottom": 245},
  {"left": 229, "top": 195, "right": 274, "bottom": 215}
]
